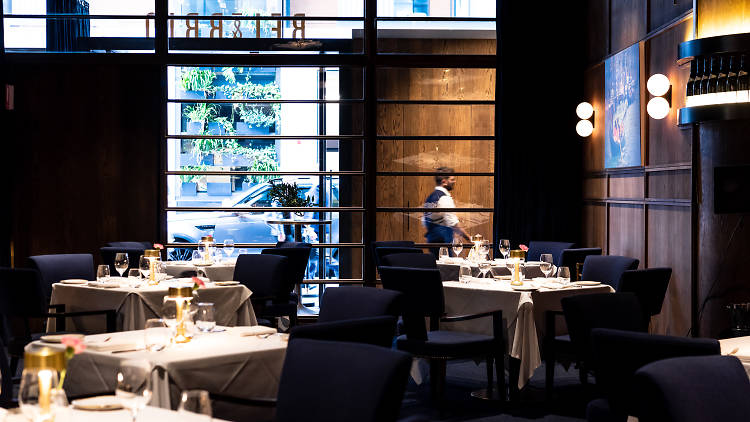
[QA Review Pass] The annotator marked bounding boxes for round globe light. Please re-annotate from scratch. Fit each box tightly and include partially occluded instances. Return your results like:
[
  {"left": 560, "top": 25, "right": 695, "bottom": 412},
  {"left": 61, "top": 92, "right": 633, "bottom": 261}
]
[
  {"left": 576, "top": 119, "right": 594, "bottom": 137},
  {"left": 647, "top": 73, "right": 671, "bottom": 97},
  {"left": 576, "top": 102, "right": 594, "bottom": 120},
  {"left": 647, "top": 97, "right": 670, "bottom": 119}
]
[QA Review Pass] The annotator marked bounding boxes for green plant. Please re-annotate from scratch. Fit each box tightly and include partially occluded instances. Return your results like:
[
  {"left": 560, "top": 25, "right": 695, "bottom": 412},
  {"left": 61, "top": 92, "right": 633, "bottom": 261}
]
[
  {"left": 181, "top": 68, "right": 215, "bottom": 93},
  {"left": 268, "top": 181, "right": 312, "bottom": 216},
  {"left": 246, "top": 146, "right": 279, "bottom": 183},
  {"left": 179, "top": 165, "right": 210, "bottom": 183},
  {"left": 184, "top": 103, "right": 218, "bottom": 123},
  {"left": 231, "top": 81, "right": 282, "bottom": 128}
]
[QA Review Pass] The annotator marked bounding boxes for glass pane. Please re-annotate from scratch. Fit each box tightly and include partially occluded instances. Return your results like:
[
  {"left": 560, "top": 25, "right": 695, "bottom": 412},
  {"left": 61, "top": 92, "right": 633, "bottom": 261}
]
[
  {"left": 376, "top": 175, "right": 493, "bottom": 208},
  {"left": 377, "top": 104, "right": 494, "bottom": 137},
  {"left": 376, "top": 139, "right": 493, "bottom": 173},
  {"left": 168, "top": 0, "right": 364, "bottom": 17},
  {"left": 377, "top": 20, "right": 495, "bottom": 54},
  {"left": 376, "top": 211, "right": 492, "bottom": 244},
  {"left": 377, "top": 68, "right": 495, "bottom": 101},
  {"left": 377, "top": 0, "right": 496, "bottom": 17}
]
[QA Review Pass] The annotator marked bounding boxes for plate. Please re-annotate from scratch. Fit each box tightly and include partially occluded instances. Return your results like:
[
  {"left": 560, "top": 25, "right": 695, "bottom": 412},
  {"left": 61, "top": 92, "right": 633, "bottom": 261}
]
[
  {"left": 60, "top": 279, "right": 88, "bottom": 285},
  {"left": 41, "top": 333, "right": 84, "bottom": 344},
  {"left": 573, "top": 280, "right": 602, "bottom": 286},
  {"left": 511, "top": 285, "right": 538, "bottom": 291},
  {"left": 524, "top": 261, "right": 542, "bottom": 266},
  {"left": 72, "top": 395, "right": 123, "bottom": 411},
  {"left": 193, "top": 262, "right": 214, "bottom": 267},
  {"left": 493, "top": 275, "right": 512, "bottom": 280},
  {"left": 214, "top": 281, "right": 240, "bottom": 286}
]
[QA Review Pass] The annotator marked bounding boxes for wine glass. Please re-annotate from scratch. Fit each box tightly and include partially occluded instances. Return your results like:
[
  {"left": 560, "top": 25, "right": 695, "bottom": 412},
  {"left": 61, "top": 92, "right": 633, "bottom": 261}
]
[
  {"left": 114, "top": 253, "right": 130, "bottom": 277},
  {"left": 115, "top": 360, "right": 152, "bottom": 422},
  {"left": 192, "top": 250, "right": 202, "bottom": 263},
  {"left": 479, "top": 240, "right": 491, "bottom": 260},
  {"left": 557, "top": 266, "right": 571, "bottom": 284},
  {"left": 458, "top": 264, "right": 472, "bottom": 283},
  {"left": 499, "top": 239, "right": 510, "bottom": 260},
  {"left": 540, "top": 254, "right": 554, "bottom": 278},
  {"left": 194, "top": 303, "right": 216, "bottom": 333},
  {"left": 19, "top": 368, "right": 64, "bottom": 422},
  {"left": 139, "top": 256, "right": 150, "bottom": 280},
  {"left": 452, "top": 237, "right": 464, "bottom": 258},
  {"left": 144, "top": 318, "right": 170, "bottom": 352},
  {"left": 96, "top": 265, "right": 110, "bottom": 282},
  {"left": 223, "top": 239, "right": 235, "bottom": 259},
  {"left": 161, "top": 299, "right": 178, "bottom": 335},
  {"left": 438, "top": 247, "right": 449, "bottom": 261},
  {"left": 178, "top": 390, "right": 212, "bottom": 421},
  {"left": 478, "top": 262, "right": 492, "bottom": 279}
]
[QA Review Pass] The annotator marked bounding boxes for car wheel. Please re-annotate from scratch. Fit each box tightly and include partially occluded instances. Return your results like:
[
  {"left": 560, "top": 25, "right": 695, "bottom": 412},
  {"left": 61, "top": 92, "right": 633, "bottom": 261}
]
[{"left": 169, "top": 240, "right": 193, "bottom": 261}]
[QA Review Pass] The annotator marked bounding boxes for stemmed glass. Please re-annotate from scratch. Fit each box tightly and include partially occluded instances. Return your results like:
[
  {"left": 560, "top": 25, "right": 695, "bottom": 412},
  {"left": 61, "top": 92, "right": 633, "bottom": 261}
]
[
  {"left": 438, "top": 247, "right": 449, "bottom": 261},
  {"left": 479, "top": 240, "right": 491, "bottom": 260},
  {"left": 195, "top": 303, "right": 216, "bottom": 333},
  {"left": 452, "top": 237, "right": 464, "bottom": 258},
  {"left": 139, "top": 256, "right": 150, "bottom": 280},
  {"left": 499, "top": 239, "right": 511, "bottom": 260},
  {"left": 557, "top": 266, "right": 571, "bottom": 284},
  {"left": 144, "top": 318, "right": 169, "bottom": 352},
  {"left": 115, "top": 360, "right": 152, "bottom": 422},
  {"left": 114, "top": 253, "right": 130, "bottom": 277},
  {"left": 178, "top": 390, "right": 212, "bottom": 421},
  {"left": 478, "top": 262, "right": 492, "bottom": 279},
  {"left": 223, "top": 239, "right": 235, "bottom": 259},
  {"left": 540, "top": 254, "right": 554, "bottom": 278},
  {"left": 96, "top": 265, "right": 110, "bottom": 282}
]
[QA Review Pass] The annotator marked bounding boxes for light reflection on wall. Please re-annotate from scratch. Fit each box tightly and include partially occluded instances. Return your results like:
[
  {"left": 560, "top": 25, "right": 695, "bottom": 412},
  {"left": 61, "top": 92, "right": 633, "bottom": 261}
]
[{"left": 697, "top": 0, "right": 750, "bottom": 39}]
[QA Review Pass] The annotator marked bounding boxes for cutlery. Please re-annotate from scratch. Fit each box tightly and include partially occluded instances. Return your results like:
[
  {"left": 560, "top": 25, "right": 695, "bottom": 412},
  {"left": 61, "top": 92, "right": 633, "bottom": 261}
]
[
  {"left": 112, "top": 348, "right": 146, "bottom": 354},
  {"left": 728, "top": 347, "right": 739, "bottom": 356},
  {"left": 257, "top": 333, "right": 273, "bottom": 339}
]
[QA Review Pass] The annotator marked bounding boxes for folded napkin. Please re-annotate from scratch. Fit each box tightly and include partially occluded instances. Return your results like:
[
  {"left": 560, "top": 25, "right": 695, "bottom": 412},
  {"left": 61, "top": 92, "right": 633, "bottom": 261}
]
[
  {"left": 85, "top": 340, "right": 140, "bottom": 352},
  {"left": 235, "top": 326, "right": 278, "bottom": 337},
  {"left": 87, "top": 281, "right": 121, "bottom": 288}
]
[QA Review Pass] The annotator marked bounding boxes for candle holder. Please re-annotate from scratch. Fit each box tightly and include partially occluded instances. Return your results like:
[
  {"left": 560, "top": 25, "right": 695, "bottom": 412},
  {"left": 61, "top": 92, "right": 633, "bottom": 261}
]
[
  {"left": 199, "top": 235, "right": 215, "bottom": 265},
  {"left": 20, "top": 348, "right": 66, "bottom": 422},
  {"left": 165, "top": 287, "right": 194, "bottom": 344},
  {"left": 144, "top": 249, "right": 161, "bottom": 285}
]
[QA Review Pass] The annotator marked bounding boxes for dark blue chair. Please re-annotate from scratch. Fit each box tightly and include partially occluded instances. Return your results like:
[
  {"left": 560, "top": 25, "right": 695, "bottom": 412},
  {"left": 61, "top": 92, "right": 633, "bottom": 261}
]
[
  {"left": 233, "top": 254, "right": 296, "bottom": 327},
  {"left": 381, "top": 252, "right": 437, "bottom": 269},
  {"left": 318, "top": 286, "right": 402, "bottom": 322},
  {"left": 0, "top": 337, "right": 12, "bottom": 407},
  {"left": 581, "top": 255, "right": 640, "bottom": 290},
  {"left": 261, "top": 246, "right": 312, "bottom": 327},
  {"left": 587, "top": 328, "right": 720, "bottom": 422},
  {"left": 104, "top": 241, "right": 153, "bottom": 249},
  {"left": 633, "top": 355, "right": 750, "bottom": 422},
  {"left": 27, "top": 254, "right": 95, "bottom": 302},
  {"left": 526, "top": 241, "right": 575, "bottom": 266},
  {"left": 275, "top": 241, "right": 312, "bottom": 248},
  {"left": 371, "top": 241, "right": 415, "bottom": 267},
  {"left": 560, "top": 248, "right": 602, "bottom": 281},
  {"left": 100, "top": 246, "right": 146, "bottom": 276},
  {"left": 378, "top": 266, "right": 506, "bottom": 402},
  {"left": 374, "top": 247, "right": 423, "bottom": 269},
  {"left": 618, "top": 268, "right": 672, "bottom": 329},
  {"left": 290, "top": 316, "right": 398, "bottom": 348}
]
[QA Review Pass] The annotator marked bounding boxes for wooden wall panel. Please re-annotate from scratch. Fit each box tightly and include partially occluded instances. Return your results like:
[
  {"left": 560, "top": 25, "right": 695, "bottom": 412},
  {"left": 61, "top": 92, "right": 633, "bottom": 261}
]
[
  {"left": 583, "top": 176, "right": 607, "bottom": 199},
  {"left": 648, "top": 170, "right": 691, "bottom": 199},
  {"left": 608, "top": 204, "right": 645, "bottom": 266},
  {"left": 586, "top": 0, "right": 610, "bottom": 65},
  {"left": 609, "top": 175, "right": 645, "bottom": 199},
  {"left": 611, "top": 0, "right": 647, "bottom": 53},
  {"left": 583, "top": 64, "right": 605, "bottom": 173},
  {"left": 646, "top": 18, "right": 693, "bottom": 166},
  {"left": 648, "top": 205, "right": 692, "bottom": 335},
  {"left": 649, "top": 0, "right": 693, "bottom": 32},
  {"left": 582, "top": 203, "right": 607, "bottom": 250}
]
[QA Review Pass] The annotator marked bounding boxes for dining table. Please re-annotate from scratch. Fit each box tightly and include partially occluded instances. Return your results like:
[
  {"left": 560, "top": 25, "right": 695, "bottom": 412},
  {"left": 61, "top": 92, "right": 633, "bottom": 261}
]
[
  {"left": 164, "top": 261, "right": 237, "bottom": 282},
  {"left": 719, "top": 336, "right": 750, "bottom": 378},
  {"left": 2, "top": 404, "right": 231, "bottom": 422},
  {"left": 29, "top": 325, "right": 287, "bottom": 420},
  {"left": 436, "top": 257, "right": 545, "bottom": 281},
  {"left": 49, "top": 279, "right": 257, "bottom": 333}
]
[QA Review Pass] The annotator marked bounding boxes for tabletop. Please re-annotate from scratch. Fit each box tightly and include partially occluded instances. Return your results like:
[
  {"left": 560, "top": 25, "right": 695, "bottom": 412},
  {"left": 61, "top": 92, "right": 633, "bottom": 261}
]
[{"left": 3, "top": 405, "right": 230, "bottom": 422}]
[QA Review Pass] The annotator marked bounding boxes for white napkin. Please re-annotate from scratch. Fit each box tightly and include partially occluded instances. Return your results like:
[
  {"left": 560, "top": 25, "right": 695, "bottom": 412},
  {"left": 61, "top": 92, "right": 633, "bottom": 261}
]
[
  {"left": 85, "top": 340, "right": 140, "bottom": 352},
  {"left": 87, "top": 281, "right": 121, "bottom": 288},
  {"left": 235, "top": 326, "right": 278, "bottom": 337}
]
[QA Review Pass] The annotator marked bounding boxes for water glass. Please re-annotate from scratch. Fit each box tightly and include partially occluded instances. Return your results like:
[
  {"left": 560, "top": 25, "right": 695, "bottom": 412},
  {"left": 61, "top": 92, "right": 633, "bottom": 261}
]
[
  {"left": 144, "top": 319, "right": 170, "bottom": 352},
  {"left": 540, "top": 254, "right": 554, "bottom": 278},
  {"left": 96, "top": 265, "right": 110, "bottom": 282},
  {"left": 191, "top": 250, "right": 202, "bottom": 263},
  {"left": 458, "top": 264, "right": 472, "bottom": 283},
  {"left": 223, "top": 239, "right": 235, "bottom": 258},
  {"left": 19, "top": 368, "right": 64, "bottom": 422},
  {"left": 178, "top": 390, "right": 212, "bottom": 421},
  {"left": 237, "top": 248, "right": 249, "bottom": 256},
  {"left": 195, "top": 303, "right": 216, "bottom": 333},
  {"left": 499, "top": 239, "right": 511, "bottom": 259},
  {"left": 139, "top": 256, "right": 150, "bottom": 280},
  {"left": 114, "top": 253, "right": 129, "bottom": 277},
  {"left": 452, "top": 237, "right": 464, "bottom": 258},
  {"left": 438, "top": 247, "right": 449, "bottom": 261},
  {"left": 115, "top": 360, "right": 152, "bottom": 422},
  {"left": 557, "top": 266, "right": 571, "bottom": 284}
]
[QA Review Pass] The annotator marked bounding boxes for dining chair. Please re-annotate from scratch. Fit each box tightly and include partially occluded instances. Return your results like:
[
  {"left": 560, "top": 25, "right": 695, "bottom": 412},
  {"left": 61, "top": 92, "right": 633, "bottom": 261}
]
[
  {"left": 27, "top": 254, "right": 95, "bottom": 303},
  {"left": 261, "top": 246, "right": 312, "bottom": 326},
  {"left": 290, "top": 316, "right": 398, "bottom": 348},
  {"left": 617, "top": 268, "right": 672, "bottom": 330},
  {"left": 526, "top": 241, "right": 575, "bottom": 266},
  {"left": 374, "top": 247, "right": 423, "bottom": 269},
  {"left": 560, "top": 248, "right": 602, "bottom": 281},
  {"left": 104, "top": 241, "right": 153, "bottom": 249},
  {"left": 275, "top": 241, "right": 312, "bottom": 248},
  {"left": 233, "top": 254, "right": 297, "bottom": 328},
  {"left": 381, "top": 252, "right": 438, "bottom": 269},
  {"left": 633, "top": 355, "right": 750, "bottom": 422},
  {"left": 0, "top": 267, "right": 116, "bottom": 376},
  {"left": 371, "top": 241, "right": 415, "bottom": 267},
  {"left": 378, "top": 266, "right": 506, "bottom": 402},
  {"left": 587, "top": 328, "right": 720, "bottom": 422},
  {"left": 99, "top": 246, "right": 146, "bottom": 276},
  {"left": 580, "top": 255, "right": 639, "bottom": 290}
]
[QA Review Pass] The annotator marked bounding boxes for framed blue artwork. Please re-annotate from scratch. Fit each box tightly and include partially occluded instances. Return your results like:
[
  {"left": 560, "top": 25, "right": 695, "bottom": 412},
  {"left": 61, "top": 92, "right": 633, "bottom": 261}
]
[{"left": 605, "top": 44, "right": 641, "bottom": 168}]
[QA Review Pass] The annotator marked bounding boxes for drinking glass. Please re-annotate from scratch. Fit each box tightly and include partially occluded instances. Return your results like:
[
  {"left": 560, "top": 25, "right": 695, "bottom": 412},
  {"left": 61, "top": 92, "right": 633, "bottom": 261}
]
[
  {"left": 237, "top": 248, "right": 249, "bottom": 256},
  {"left": 161, "top": 299, "right": 178, "bottom": 335},
  {"left": 96, "top": 265, "right": 110, "bottom": 282},
  {"left": 223, "top": 239, "right": 235, "bottom": 259},
  {"left": 540, "top": 254, "right": 554, "bottom": 278},
  {"left": 114, "top": 253, "right": 129, "bottom": 277},
  {"left": 19, "top": 368, "right": 64, "bottom": 422},
  {"left": 505, "top": 259, "right": 516, "bottom": 279},
  {"left": 115, "top": 360, "right": 152, "bottom": 422},
  {"left": 139, "top": 256, "right": 150, "bottom": 280},
  {"left": 438, "top": 247, "right": 449, "bottom": 261},
  {"left": 478, "top": 262, "right": 492, "bottom": 279},
  {"left": 499, "top": 239, "right": 511, "bottom": 259},
  {"left": 144, "top": 318, "right": 170, "bottom": 352},
  {"left": 458, "top": 264, "right": 472, "bottom": 283},
  {"left": 480, "top": 240, "right": 491, "bottom": 260},
  {"left": 557, "top": 266, "right": 571, "bottom": 284},
  {"left": 192, "top": 250, "right": 202, "bottom": 263},
  {"left": 178, "top": 390, "right": 212, "bottom": 421},
  {"left": 194, "top": 303, "right": 216, "bottom": 333},
  {"left": 452, "top": 237, "right": 464, "bottom": 258}
]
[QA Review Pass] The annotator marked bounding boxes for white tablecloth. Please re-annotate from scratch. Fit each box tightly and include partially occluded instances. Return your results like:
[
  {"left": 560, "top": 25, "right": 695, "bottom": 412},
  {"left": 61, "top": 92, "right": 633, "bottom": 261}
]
[
  {"left": 719, "top": 336, "right": 750, "bottom": 378},
  {"left": 165, "top": 262, "right": 236, "bottom": 282},
  {"left": 436, "top": 259, "right": 544, "bottom": 281},
  {"left": 3, "top": 405, "right": 230, "bottom": 422},
  {"left": 441, "top": 278, "right": 613, "bottom": 389},
  {"left": 49, "top": 281, "right": 256, "bottom": 333}
]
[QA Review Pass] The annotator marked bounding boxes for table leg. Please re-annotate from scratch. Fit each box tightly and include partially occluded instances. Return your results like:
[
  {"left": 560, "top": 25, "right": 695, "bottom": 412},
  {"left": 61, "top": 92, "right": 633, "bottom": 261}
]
[{"left": 294, "top": 225, "right": 302, "bottom": 242}]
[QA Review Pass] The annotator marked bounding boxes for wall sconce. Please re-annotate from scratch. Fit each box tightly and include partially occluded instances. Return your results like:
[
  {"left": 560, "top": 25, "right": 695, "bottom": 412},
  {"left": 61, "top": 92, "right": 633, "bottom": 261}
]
[
  {"left": 575, "top": 102, "right": 594, "bottom": 137},
  {"left": 646, "top": 73, "right": 671, "bottom": 119}
]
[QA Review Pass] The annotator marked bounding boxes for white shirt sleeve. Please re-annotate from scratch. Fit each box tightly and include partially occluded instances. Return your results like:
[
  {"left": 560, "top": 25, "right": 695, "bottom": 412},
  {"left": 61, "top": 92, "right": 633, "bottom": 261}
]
[{"left": 436, "top": 194, "right": 459, "bottom": 227}]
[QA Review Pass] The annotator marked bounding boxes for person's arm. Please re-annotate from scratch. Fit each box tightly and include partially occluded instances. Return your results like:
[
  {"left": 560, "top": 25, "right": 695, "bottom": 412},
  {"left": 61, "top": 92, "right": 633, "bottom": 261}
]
[{"left": 438, "top": 195, "right": 471, "bottom": 240}]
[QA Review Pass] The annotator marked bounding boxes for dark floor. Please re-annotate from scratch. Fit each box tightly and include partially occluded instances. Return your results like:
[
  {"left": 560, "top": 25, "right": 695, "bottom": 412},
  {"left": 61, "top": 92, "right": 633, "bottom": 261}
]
[{"left": 398, "top": 360, "right": 596, "bottom": 421}]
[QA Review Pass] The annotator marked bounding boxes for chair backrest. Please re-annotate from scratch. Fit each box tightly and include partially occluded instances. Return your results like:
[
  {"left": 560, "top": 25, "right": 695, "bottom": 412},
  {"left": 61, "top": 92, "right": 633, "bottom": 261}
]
[
  {"left": 289, "top": 316, "right": 398, "bottom": 348},
  {"left": 591, "top": 328, "right": 720, "bottom": 416},
  {"left": 634, "top": 355, "right": 750, "bottom": 422},
  {"left": 261, "top": 247, "right": 311, "bottom": 292},
  {"left": 371, "top": 241, "right": 415, "bottom": 267},
  {"left": 232, "top": 254, "right": 289, "bottom": 299},
  {"left": 618, "top": 268, "right": 672, "bottom": 320},
  {"left": 104, "top": 241, "right": 153, "bottom": 249},
  {"left": 377, "top": 266, "right": 445, "bottom": 341},
  {"left": 526, "top": 241, "right": 575, "bottom": 266},
  {"left": 99, "top": 246, "right": 146, "bottom": 275},
  {"left": 276, "top": 241, "right": 312, "bottom": 248},
  {"left": 318, "top": 286, "right": 402, "bottom": 323},
  {"left": 581, "top": 255, "right": 639, "bottom": 290},
  {"left": 276, "top": 338, "right": 412, "bottom": 422},
  {"left": 0, "top": 268, "right": 47, "bottom": 318},
  {"left": 561, "top": 293, "right": 645, "bottom": 362},
  {"left": 27, "top": 254, "right": 95, "bottom": 301},
  {"left": 560, "top": 248, "right": 602, "bottom": 281},
  {"left": 374, "top": 247, "right": 423, "bottom": 269},
  {"left": 381, "top": 252, "right": 437, "bottom": 269}
]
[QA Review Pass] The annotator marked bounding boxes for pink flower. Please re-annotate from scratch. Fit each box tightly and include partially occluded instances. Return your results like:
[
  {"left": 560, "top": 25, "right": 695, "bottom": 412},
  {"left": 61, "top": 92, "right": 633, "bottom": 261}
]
[
  {"left": 192, "top": 276, "right": 206, "bottom": 289},
  {"left": 61, "top": 335, "right": 86, "bottom": 355},
  {"left": 154, "top": 243, "right": 164, "bottom": 250},
  {"left": 519, "top": 244, "right": 529, "bottom": 252}
]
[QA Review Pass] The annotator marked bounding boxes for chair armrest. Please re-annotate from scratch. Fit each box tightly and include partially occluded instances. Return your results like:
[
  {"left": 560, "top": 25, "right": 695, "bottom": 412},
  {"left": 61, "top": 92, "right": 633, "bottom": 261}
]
[
  {"left": 48, "top": 304, "right": 65, "bottom": 312},
  {"left": 440, "top": 309, "right": 502, "bottom": 323},
  {"left": 209, "top": 393, "right": 277, "bottom": 408},
  {"left": 45, "top": 309, "right": 117, "bottom": 332}
]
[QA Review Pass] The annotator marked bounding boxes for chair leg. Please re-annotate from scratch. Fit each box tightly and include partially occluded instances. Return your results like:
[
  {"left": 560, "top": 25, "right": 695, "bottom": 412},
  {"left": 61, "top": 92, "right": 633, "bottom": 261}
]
[
  {"left": 429, "top": 358, "right": 447, "bottom": 403},
  {"left": 10, "top": 356, "right": 18, "bottom": 378},
  {"left": 495, "top": 353, "right": 507, "bottom": 402},
  {"left": 289, "top": 312, "right": 298, "bottom": 328},
  {"left": 508, "top": 357, "right": 519, "bottom": 401},
  {"left": 486, "top": 354, "right": 494, "bottom": 394},
  {"left": 545, "top": 346, "right": 555, "bottom": 401}
]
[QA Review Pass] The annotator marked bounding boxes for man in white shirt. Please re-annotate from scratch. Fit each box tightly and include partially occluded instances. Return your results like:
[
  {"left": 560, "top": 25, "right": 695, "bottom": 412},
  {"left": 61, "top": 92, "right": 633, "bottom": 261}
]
[{"left": 423, "top": 167, "right": 471, "bottom": 256}]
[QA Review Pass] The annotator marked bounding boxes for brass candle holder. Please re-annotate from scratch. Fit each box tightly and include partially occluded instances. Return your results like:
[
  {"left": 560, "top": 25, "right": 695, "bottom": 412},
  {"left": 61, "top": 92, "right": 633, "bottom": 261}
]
[
  {"left": 166, "top": 287, "right": 194, "bottom": 344},
  {"left": 23, "top": 348, "right": 65, "bottom": 418},
  {"left": 144, "top": 249, "right": 161, "bottom": 285}
]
